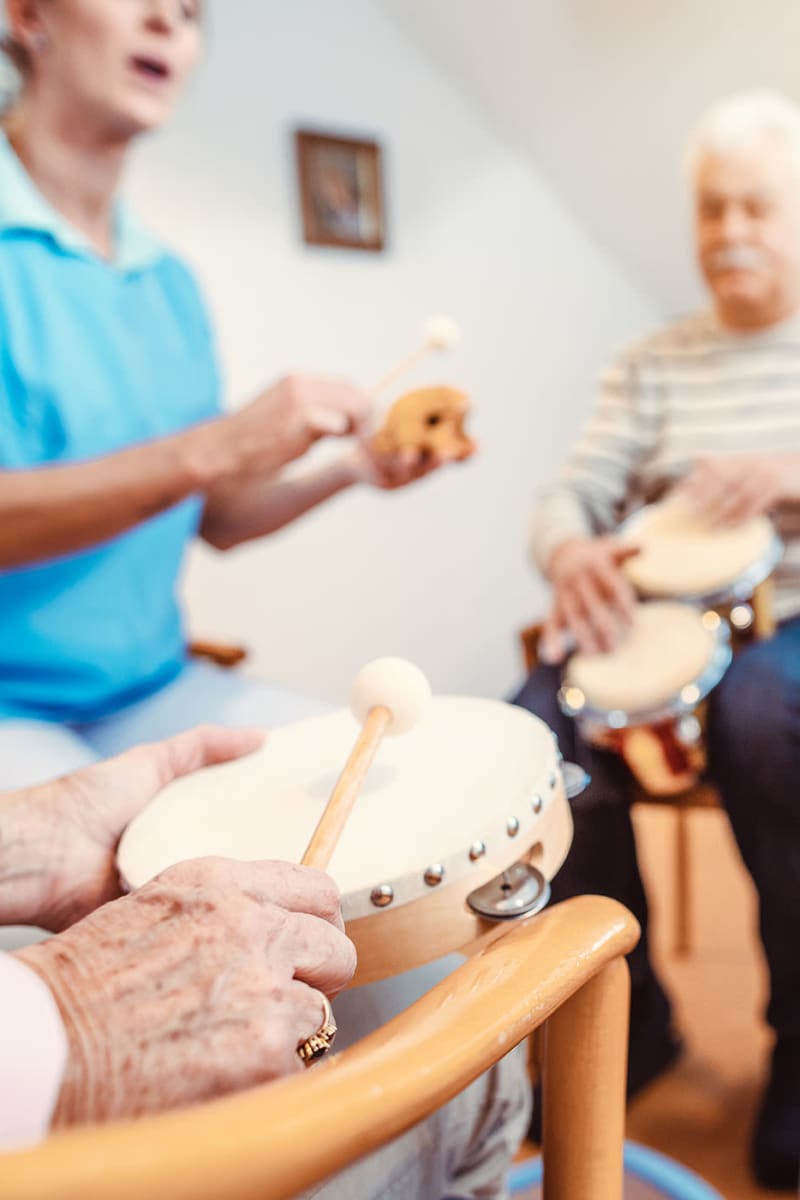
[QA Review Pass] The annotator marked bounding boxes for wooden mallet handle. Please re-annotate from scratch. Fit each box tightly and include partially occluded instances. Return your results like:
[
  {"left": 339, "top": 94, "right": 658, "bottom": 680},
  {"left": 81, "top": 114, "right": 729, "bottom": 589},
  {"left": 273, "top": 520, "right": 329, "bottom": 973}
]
[{"left": 301, "top": 706, "right": 392, "bottom": 870}]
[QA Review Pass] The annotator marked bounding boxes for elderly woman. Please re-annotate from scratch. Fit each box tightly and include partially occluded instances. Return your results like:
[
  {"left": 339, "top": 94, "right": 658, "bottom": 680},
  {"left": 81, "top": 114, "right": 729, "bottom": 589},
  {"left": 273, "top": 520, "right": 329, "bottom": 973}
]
[{"left": 0, "top": 0, "right": 448, "bottom": 790}]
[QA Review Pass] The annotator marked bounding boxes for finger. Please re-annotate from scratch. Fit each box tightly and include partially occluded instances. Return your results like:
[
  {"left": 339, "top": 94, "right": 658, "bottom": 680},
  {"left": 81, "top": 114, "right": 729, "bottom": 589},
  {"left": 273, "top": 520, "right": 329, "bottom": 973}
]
[
  {"left": 314, "top": 382, "right": 373, "bottom": 432},
  {"left": 307, "top": 407, "right": 351, "bottom": 437},
  {"left": 595, "top": 553, "right": 637, "bottom": 622},
  {"left": 574, "top": 573, "right": 619, "bottom": 653},
  {"left": 279, "top": 911, "right": 357, "bottom": 995},
  {"left": 540, "top": 606, "right": 569, "bottom": 664},
  {"left": 224, "top": 861, "right": 347, "bottom": 931},
  {"left": 561, "top": 589, "right": 601, "bottom": 656},
  {"left": 707, "top": 479, "right": 770, "bottom": 527},
  {"left": 290, "top": 982, "right": 339, "bottom": 1055},
  {"left": 151, "top": 727, "right": 266, "bottom": 791}
]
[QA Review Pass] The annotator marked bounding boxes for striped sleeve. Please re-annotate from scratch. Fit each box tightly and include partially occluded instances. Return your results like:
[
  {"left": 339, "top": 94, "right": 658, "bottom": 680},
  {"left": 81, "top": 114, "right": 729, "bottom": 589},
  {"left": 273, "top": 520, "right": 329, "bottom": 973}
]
[{"left": 530, "top": 352, "right": 657, "bottom": 573}]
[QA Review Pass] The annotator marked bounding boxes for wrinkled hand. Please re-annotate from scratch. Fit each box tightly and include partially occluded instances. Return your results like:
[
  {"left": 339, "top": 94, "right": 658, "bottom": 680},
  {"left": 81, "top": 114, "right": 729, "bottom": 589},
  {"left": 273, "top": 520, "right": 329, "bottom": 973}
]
[
  {"left": 0, "top": 727, "right": 264, "bottom": 932},
  {"left": 679, "top": 454, "right": 794, "bottom": 527},
  {"left": 17, "top": 858, "right": 356, "bottom": 1125},
  {"left": 347, "top": 440, "right": 456, "bottom": 491},
  {"left": 542, "top": 536, "right": 639, "bottom": 659},
  {"left": 212, "top": 375, "right": 373, "bottom": 481}
]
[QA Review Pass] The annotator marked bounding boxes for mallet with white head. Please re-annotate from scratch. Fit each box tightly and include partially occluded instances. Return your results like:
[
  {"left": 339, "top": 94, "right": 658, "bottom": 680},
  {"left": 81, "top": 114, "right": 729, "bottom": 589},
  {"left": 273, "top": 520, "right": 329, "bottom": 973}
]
[{"left": 301, "top": 658, "right": 431, "bottom": 869}]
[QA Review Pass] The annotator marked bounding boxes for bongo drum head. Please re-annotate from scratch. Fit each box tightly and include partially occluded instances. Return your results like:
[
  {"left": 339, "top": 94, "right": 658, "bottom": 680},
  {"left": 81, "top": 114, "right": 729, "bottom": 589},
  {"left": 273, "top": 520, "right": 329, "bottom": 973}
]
[
  {"left": 563, "top": 602, "right": 725, "bottom": 719},
  {"left": 620, "top": 498, "right": 778, "bottom": 600},
  {"left": 118, "top": 698, "right": 558, "bottom": 917}
]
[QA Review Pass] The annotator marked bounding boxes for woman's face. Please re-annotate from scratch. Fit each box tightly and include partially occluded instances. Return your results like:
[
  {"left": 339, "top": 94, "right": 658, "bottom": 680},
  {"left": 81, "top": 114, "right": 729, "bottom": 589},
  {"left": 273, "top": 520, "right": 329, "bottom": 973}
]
[{"left": 15, "top": 0, "right": 203, "bottom": 138}]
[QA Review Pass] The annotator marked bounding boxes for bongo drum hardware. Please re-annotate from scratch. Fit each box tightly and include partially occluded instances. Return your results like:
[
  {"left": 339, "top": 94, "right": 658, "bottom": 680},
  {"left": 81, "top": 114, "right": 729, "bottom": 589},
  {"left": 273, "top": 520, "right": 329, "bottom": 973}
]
[
  {"left": 619, "top": 496, "right": 783, "bottom": 608},
  {"left": 118, "top": 694, "right": 574, "bottom": 986}
]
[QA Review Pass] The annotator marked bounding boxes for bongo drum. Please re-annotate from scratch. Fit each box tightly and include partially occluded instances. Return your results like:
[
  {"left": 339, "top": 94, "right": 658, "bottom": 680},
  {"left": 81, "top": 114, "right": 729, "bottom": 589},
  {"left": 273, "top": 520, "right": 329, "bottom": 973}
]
[
  {"left": 619, "top": 497, "right": 782, "bottom": 617},
  {"left": 118, "top": 698, "right": 574, "bottom": 986},
  {"left": 559, "top": 602, "right": 732, "bottom": 796}
]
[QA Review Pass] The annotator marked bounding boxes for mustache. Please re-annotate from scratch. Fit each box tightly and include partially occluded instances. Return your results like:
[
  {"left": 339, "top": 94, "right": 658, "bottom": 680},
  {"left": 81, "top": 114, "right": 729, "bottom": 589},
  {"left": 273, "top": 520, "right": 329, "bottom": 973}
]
[{"left": 707, "top": 245, "right": 770, "bottom": 271}]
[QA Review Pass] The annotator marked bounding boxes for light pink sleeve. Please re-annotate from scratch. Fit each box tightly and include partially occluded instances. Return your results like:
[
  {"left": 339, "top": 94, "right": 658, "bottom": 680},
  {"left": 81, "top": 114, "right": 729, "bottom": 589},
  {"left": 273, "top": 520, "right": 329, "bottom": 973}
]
[{"left": 0, "top": 952, "right": 68, "bottom": 1149}]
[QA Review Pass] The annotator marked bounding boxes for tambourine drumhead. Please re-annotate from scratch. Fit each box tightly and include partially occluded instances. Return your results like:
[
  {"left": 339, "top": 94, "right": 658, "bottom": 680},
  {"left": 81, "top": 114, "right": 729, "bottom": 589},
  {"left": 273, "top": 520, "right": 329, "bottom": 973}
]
[
  {"left": 562, "top": 602, "right": 729, "bottom": 721},
  {"left": 118, "top": 698, "right": 564, "bottom": 922},
  {"left": 620, "top": 498, "right": 779, "bottom": 600}
]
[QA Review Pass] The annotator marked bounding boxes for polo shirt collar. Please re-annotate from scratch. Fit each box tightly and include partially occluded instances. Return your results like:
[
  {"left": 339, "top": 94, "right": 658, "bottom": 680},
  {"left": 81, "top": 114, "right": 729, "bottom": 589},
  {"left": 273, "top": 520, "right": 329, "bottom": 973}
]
[{"left": 0, "top": 129, "right": 165, "bottom": 272}]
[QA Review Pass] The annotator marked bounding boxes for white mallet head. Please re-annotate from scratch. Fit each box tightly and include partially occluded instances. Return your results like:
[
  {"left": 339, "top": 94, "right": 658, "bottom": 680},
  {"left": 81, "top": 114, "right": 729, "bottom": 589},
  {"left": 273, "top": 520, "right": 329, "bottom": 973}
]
[
  {"left": 351, "top": 657, "right": 431, "bottom": 735},
  {"left": 424, "top": 315, "right": 461, "bottom": 351}
]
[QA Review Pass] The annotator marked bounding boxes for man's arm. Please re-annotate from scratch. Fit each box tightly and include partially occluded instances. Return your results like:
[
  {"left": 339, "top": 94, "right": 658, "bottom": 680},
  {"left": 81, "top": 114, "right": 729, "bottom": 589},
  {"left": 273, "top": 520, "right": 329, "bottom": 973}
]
[{"left": 530, "top": 353, "right": 654, "bottom": 576}]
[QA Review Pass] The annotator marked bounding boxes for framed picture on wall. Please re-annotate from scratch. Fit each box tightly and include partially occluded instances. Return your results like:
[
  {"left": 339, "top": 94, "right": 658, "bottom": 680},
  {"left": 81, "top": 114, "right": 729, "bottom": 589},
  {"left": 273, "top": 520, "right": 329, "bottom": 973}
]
[{"left": 295, "top": 130, "right": 385, "bottom": 252}]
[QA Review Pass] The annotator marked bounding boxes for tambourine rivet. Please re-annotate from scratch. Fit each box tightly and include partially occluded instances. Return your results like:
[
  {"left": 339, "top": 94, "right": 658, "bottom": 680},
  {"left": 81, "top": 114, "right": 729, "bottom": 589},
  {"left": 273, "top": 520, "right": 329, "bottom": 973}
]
[
  {"left": 469, "top": 841, "right": 486, "bottom": 862},
  {"left": 370, "top": 884, "right": 394, "bottom": 908},
  {"left": 507, "top": 817, "right": 520, "bottom": 838},
  {"left": 548, "top": 772, "right": 557, "bottom": 790},
  {"left": 532, "top": 794, "right": 544, "bottom": 815},
  {"left": 424, "top": 864, "right": 445, "bottom": 887}
]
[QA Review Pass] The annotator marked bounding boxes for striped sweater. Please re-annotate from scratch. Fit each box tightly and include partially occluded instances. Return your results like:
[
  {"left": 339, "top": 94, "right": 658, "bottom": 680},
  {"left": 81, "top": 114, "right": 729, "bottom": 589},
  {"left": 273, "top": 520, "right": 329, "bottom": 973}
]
[{"left": 530, "top": 309, "right": 800, "bottom": 622}]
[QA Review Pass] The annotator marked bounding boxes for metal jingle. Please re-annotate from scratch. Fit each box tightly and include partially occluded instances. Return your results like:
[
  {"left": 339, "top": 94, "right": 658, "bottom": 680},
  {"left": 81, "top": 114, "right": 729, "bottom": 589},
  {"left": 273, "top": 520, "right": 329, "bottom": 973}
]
[
  {"left": 467, "top": 862, "right": 551, "bottom": 921},
  {"left": 561, "top": 761, "right": 591, "bottom": 800}
]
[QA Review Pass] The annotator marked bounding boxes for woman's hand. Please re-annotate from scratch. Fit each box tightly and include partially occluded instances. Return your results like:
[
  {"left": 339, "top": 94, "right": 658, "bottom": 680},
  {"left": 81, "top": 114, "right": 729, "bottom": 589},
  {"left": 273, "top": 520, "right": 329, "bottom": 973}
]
[
  {"left": 17, "top": 858, "right": 356, "bottom": 1125},
  {"left": 346, "top": 440, "right": 456, "bottom": 491},
  {"left": 0, "top": 726, "right": 264, "bottom": 932},
  {"left": 201, "top": 375, "right": 373, "bottom": 484}
]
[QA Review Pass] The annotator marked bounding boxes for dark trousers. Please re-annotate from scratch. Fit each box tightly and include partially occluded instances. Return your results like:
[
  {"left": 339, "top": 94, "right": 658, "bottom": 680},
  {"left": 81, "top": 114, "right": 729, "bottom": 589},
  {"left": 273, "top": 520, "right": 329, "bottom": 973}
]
[{"left": 513, "top": 616, "right": 800, "bottom": 1043}]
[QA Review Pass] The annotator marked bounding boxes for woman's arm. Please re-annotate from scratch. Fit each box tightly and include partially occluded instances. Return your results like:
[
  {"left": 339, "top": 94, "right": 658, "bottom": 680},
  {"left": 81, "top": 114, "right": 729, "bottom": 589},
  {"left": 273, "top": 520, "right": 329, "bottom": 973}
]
[
  {"left": 0, "top": 432, "right": 209, "bottom": 569},
  {"left": 0, "top": 376, "right": 370, "bottom": 570},
  {"left": 200, "top": 444, "right": 450, "bottom": 550}
]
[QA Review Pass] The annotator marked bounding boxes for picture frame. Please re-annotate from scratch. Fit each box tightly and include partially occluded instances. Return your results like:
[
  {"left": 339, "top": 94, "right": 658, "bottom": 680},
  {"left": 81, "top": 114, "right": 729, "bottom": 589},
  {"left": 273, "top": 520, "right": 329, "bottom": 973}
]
[{"left": 294, "top": 129, "right": 385, "bottom": 252}]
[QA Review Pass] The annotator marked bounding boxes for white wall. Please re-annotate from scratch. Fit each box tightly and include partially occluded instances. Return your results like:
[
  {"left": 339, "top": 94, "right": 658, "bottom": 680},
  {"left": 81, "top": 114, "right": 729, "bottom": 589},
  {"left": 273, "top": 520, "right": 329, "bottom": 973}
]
[{"left": 126, "top": 0, "right": 656, "bottom": 704}]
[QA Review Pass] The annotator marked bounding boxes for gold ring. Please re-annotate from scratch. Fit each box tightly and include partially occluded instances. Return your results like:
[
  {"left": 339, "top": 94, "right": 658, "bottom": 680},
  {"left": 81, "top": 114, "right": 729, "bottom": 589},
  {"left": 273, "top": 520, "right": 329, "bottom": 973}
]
[{"left": 297, "top": 993, "right": 338, "bottom": 1066}]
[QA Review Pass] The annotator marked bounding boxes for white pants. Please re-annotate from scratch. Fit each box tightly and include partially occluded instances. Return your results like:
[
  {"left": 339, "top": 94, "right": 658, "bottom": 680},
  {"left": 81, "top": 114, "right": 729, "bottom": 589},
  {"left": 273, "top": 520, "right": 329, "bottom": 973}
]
[{"left": 0, "top": 664, "right": 530, "bottom": 1198}]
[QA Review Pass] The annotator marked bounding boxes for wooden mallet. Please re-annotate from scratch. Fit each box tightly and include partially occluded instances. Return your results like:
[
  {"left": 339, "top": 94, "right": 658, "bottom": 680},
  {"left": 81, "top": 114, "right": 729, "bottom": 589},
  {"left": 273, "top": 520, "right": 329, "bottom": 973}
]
[
  {"left": 301, "top": 658, "right": 431, "bottom": 870},
  {"left": 371, "top": 315, "right": 461, "bottom": 399}
]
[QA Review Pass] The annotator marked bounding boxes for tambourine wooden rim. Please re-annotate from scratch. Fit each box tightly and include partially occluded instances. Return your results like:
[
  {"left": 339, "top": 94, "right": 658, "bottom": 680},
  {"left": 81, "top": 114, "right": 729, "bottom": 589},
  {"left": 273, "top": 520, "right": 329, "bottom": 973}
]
[{"left": 117, "top": 701, "right": 574, "bottom": 984}]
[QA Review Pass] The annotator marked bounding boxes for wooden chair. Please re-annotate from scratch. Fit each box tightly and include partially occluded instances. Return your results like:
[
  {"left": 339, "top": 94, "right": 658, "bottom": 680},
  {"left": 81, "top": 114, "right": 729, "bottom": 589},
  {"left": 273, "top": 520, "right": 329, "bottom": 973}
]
[
  {"left": 0, "top": 896, "right": 639, "bottom": 1200},
  {"left": 519, "top": 579, "right": 775, "bottom": 957},
  {"left": 188, "top": 640, "right": 248, "bottom": 670}
]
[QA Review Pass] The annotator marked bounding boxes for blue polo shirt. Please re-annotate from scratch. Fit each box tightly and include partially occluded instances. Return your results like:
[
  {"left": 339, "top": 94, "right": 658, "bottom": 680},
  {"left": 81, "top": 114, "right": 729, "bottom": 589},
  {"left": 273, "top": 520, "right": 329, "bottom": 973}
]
[{"left": 0, "top": 133, "right": 222, "bottom": 722}]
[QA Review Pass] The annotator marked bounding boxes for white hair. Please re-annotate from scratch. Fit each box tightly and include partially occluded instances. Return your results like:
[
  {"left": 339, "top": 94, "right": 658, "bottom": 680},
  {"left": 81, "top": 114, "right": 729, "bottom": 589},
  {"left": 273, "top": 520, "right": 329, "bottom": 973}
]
[{"left": 685, "top": 90, "right": 800, "bottom": 180}]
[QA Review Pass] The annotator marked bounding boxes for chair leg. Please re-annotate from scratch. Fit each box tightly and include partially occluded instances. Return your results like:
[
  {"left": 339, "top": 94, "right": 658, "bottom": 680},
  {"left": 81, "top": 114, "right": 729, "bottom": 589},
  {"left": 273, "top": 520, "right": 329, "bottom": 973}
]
[
  {"left": 542, "top": 958, "right": 629, "bottom": 1200},
  {"left": 674, "top": 805, "right": 691, "bottom": 958}
]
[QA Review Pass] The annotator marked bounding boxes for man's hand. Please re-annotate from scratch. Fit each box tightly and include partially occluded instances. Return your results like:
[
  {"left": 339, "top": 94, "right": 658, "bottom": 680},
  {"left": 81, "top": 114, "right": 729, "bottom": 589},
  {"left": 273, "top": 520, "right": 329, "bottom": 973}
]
[
  {"left": 679, "top": 453, "right": 800, "bottom": 527},
  {"left": 16, "top": 858, "right": 356, "bottom": 1125},
  {"left": 0, "top": 726, "right": 264, "bottom": 932},
  {"left": 541, "top": 536, "right": 639, "bottom": 659}
]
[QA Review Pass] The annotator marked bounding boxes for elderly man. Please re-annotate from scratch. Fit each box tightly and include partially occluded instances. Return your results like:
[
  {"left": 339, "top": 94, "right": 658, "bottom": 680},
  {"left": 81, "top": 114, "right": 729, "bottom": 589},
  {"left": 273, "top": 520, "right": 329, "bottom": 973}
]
[
  {"left": 0, "top": 725, "right": 528, "bottom": 1198},
  {"left": 515, "top": 90, "right": 800, "bottom": 1190}
]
